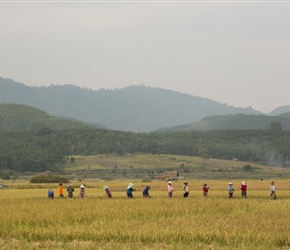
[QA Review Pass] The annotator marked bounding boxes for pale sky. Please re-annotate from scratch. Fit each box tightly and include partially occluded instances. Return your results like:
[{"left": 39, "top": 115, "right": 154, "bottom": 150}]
[{"left": 1, "top": 1, "right": 290, "bottom": 113}]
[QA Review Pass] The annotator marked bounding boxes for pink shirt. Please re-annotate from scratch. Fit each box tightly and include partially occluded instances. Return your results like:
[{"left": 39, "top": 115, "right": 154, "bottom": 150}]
[{"left": 168, "top": 185, "right": 174, "bottom": 192}]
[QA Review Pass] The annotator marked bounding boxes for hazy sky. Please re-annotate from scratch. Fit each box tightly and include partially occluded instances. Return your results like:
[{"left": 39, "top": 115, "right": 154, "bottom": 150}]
[{"left": 1, "top": 1, "right": 290, "bottom": 113}]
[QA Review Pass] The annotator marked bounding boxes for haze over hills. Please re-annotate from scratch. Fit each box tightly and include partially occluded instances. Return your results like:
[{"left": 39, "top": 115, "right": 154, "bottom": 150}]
[
  {"left": 155, "top": 113, "right": 290, "bottom": 132},
  {"left": 1, "top": 77, "right": 290, "bottom": 132},
  {"left": 268, "top": 106, "right": 290, "bottom": 116}
]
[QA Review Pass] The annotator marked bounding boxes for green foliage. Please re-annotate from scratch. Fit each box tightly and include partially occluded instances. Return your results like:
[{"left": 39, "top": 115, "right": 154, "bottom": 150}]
[
  {"left": 1, "top": 105, "right": 290, "bottom": 173},
  {"left": 29, "top": 173, "right": 68, "bottom": 183},
  {"left": 243, "top": 164, "right": 253, "bottom": 172},
  {"left": 198, "top": 148, "right": 209, "bottom": 165},
  {"left": 0, "top": 169, "right": 13, "bottom": 180},
  {"left": 0, "top": 103, "right": 98, "bottom": 131}
]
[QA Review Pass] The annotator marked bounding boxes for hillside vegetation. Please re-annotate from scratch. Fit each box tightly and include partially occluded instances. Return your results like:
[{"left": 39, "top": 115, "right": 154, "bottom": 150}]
[
  {"left": 0, "top": 77, "right": 261, "bottom": 132},
  {"left": 62, "top": 154, "right": 290, "bottom": 181},
  {"left": 1, "top": 103, "right": 290, "bottom": 180},
  {"left": 156, "top": 113, "right": 290, "bottom": 132},
  {"left": 0, "top": 103, "right": 103, "bottom": 131}
]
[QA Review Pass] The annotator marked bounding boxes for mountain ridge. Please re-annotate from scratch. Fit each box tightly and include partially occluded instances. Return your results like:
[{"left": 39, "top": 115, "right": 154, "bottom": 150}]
[{"left": 1, "top": 77, "right": 289, "bottom": 132}]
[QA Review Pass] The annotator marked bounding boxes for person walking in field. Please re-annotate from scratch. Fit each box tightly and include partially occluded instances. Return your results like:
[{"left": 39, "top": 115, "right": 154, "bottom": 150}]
[
  {"left": 167, "top": 181, "right": 174, "bottom": 198},
  {"left": 104, "top": 185, "right": 112, "bottom": 198},
  {"left": 270, "top": 181, "right": 276, "bottom": 200},
  {"left": 58, "top": 183, "right": 64, "bottom": 198},
  {"left": 203, "top": 183, "right": 210, "bottom": 197},
  {"left": 183, "top": 182, "right": 189, "bottom": 198},
  {"left": 48, "top": 189, "right": 54, "bottom": 199},
  {"left": 228, "top": 182, "right": 234, "bottom": 198},
  {"left": 240, "top": 181, "right": 247, "bottom": 198},
  {"left": 127, "top": 182, "right": 134, "bottom": 198},
  {"left": 67, "top": 183, "right": 75, "bottom": 199},
  {"left": 143, "top": 185, "right": 151, "bottom": 198},
  {"left": 79, "top": 184, "right": 85, "bottom": 199}
]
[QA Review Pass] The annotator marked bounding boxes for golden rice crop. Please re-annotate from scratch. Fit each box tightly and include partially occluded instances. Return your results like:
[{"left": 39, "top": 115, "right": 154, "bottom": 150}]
[{"left": 0, "top": 180, "right": 290, "bottom": 249}]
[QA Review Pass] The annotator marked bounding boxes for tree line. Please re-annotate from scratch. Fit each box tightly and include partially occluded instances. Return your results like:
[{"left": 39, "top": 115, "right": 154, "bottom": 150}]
[{"left": 0, "top": 123, "right": 289, "bottom": 176}]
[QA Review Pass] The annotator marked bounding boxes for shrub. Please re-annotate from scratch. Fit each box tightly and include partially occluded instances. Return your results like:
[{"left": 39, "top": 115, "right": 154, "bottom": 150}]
[
  {"left": 243, "top": 164, "right": 253, "bottom": 172},
  {"left": 30, "top": 173, "right": 68, "bottom": 183}
]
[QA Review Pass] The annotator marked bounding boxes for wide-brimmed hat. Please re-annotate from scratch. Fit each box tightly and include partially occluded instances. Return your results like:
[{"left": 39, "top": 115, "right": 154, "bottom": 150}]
[
  {"left": 68, "top": 183, "right": 72, "bottom": 187},
  {"left": 168, "top": 181, "right": 172, "bottom": 184},
  {"left": 229, "top": 182, "right": 233, "bottom": 185},
  {"left": 242, "top": 181, "right": 246, "bottom": 185},
  {"left": 104, "top": 185, "right": 108, "bottom": 190},
  {"left": 80, "top": 184, "right": 84, "bottom": 188},
  {"left": 127, "top": 182, "right": 133, "bottom": 189}
]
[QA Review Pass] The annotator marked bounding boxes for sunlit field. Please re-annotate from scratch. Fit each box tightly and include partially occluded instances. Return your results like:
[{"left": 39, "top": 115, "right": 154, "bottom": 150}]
[{"left": 1, "top": 180, "right": 290, "bottom": 250}]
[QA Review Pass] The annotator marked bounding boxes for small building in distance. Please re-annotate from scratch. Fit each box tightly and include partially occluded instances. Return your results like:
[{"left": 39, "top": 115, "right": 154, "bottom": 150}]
[{"left": 164, "top": 171, "right": 179, "bottom": 181}]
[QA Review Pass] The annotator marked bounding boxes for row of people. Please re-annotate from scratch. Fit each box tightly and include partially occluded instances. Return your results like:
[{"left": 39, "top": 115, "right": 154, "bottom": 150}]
[
  {"left": 48, "top": 183, "right": 85, "bottom": 199},
  {"left": 228, "top": 181, "right": 276, "bottom": 199},
  {"left": 47, "top": 181, "right": 277, "bottom": 200}
]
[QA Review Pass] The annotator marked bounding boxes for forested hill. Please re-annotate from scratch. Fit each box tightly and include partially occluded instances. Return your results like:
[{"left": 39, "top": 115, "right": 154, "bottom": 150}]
[
  {"left": 0, "top": 103, "right": 105, "bottom": 131},
  {"left": 268, "top": 106, "right": 290, "bottom": 116},
  {"left": 155, "top": 114, "right": 290, "bottom": 132},
  {"left": 0, "top": 77, "right": 261, "bottom": 132},
  {"left": 1, "top": 104, "right": 290, "bottom": 175}
]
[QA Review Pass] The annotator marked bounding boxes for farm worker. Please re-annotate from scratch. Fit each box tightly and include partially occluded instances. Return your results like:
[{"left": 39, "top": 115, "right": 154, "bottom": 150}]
[
  {"left": 270, "top": 181, "right": 276, "bottom": 200},
  {"left": 228, "top": 182, "right": 234, "bottom": 198},
  {"left": 67, "top": 183, "right": 75, "bottom": 198},
  {"left": 143, "top": 185, "right": 151, "bottom": 198},
  {"left": 203, "top": 183, "right": 210, "bottom": 197},
  {"left": 240, "top": 181, "right": 247, "bottom": 198},
  {"left": 58, "top": 183, "right": 64, "bottom": 198},
  {"left": 48, "top": 189, "right": 54, "bottom": 199},
  {"left": 127, "top": 182, "right": 134, "bottom": 198},
  {"left": 167, "top": 181, "right": 174, "bottom": 198},
  {"left": 183, "top": 182, "right": 189, "bottom": 198},
  {"left": 104, "top": 185, "right": 112, "bottom": 198},
  {"left": 79, "top": 184, "right": 85, "bottom": 199}
]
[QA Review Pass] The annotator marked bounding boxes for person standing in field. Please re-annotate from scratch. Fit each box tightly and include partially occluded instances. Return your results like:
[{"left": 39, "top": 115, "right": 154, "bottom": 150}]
[
  {"left": 67, "top": 183, "right": 75, "bottom": 199},
  {"left": 58, "top": 183, "right": 64, "bottom": 198},
  {"left": 240, "top": 181, "right": 247, "bottom": 198},
  {"left": 183, "top": 182, "right": 189, "bottom": 198},
  {"left": 143, "top": 185, "right": 151, "bottom": 198},
  {"left": 48, "top": 189, "right": 54, "bottom": 199},
  {"left": 203, "top": 183, "right": 210, "bottom": 197},
  {"left": 167, "top": 181, "right": 174, "bottom": 198},
  {"left": 228, "top": 182, "right": 234, "bottom": 198},
  {"left": 270, "top": 181, "right": 276, "bottom": 200},
  {"left": 127, "top": 182, "right": 134, "bottom": 198},
  {"left": 104, "top": 185, "right": 112, "bottom": 198},
  {"left": 79, "top": 184, "right": 85, "bottom": 199}
]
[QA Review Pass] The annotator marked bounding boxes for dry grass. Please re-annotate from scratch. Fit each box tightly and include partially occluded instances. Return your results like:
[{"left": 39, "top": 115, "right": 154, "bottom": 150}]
[{"left": 60, "top": 154, "right": 290, "bottom": 181}]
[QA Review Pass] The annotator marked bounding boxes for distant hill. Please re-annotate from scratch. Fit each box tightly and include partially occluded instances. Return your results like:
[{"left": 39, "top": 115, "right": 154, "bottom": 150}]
[
  {"left": 0, "top": 103, "right": 105, "bottom": 131},
  {"left": 279, "top": 112, "right": 290, "bottom": 119},
  {"left": 155, "top": 113, "right": 290, "bottom": 132},
  {"left": 268, "top": 106, "right": 290, "bottom": 116},
  {"left": 0, "top": 77, "right": 262, "bottom": 132}
]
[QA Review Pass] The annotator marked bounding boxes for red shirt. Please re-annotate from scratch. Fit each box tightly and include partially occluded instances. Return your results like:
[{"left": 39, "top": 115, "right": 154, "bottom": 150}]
[
  {"left": 203, "top": 186, "right": 209, "bottom": 193},
  {"left": 241, "top": 184, "right": 247, "bottom": 192}
]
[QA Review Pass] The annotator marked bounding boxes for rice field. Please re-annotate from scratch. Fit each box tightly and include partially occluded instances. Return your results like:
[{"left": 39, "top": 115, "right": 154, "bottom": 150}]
[{"left": 1, "top": 179, "right": 290, "bottom": 250}]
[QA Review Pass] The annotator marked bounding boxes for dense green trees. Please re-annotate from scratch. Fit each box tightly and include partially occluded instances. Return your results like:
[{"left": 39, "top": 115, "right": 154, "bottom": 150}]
[
  {"left": 1, "top": 126, "right": 290, "bottom": 174},
  {"left": 0, "top": 103, "right": 290, "bottom": 173}
]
